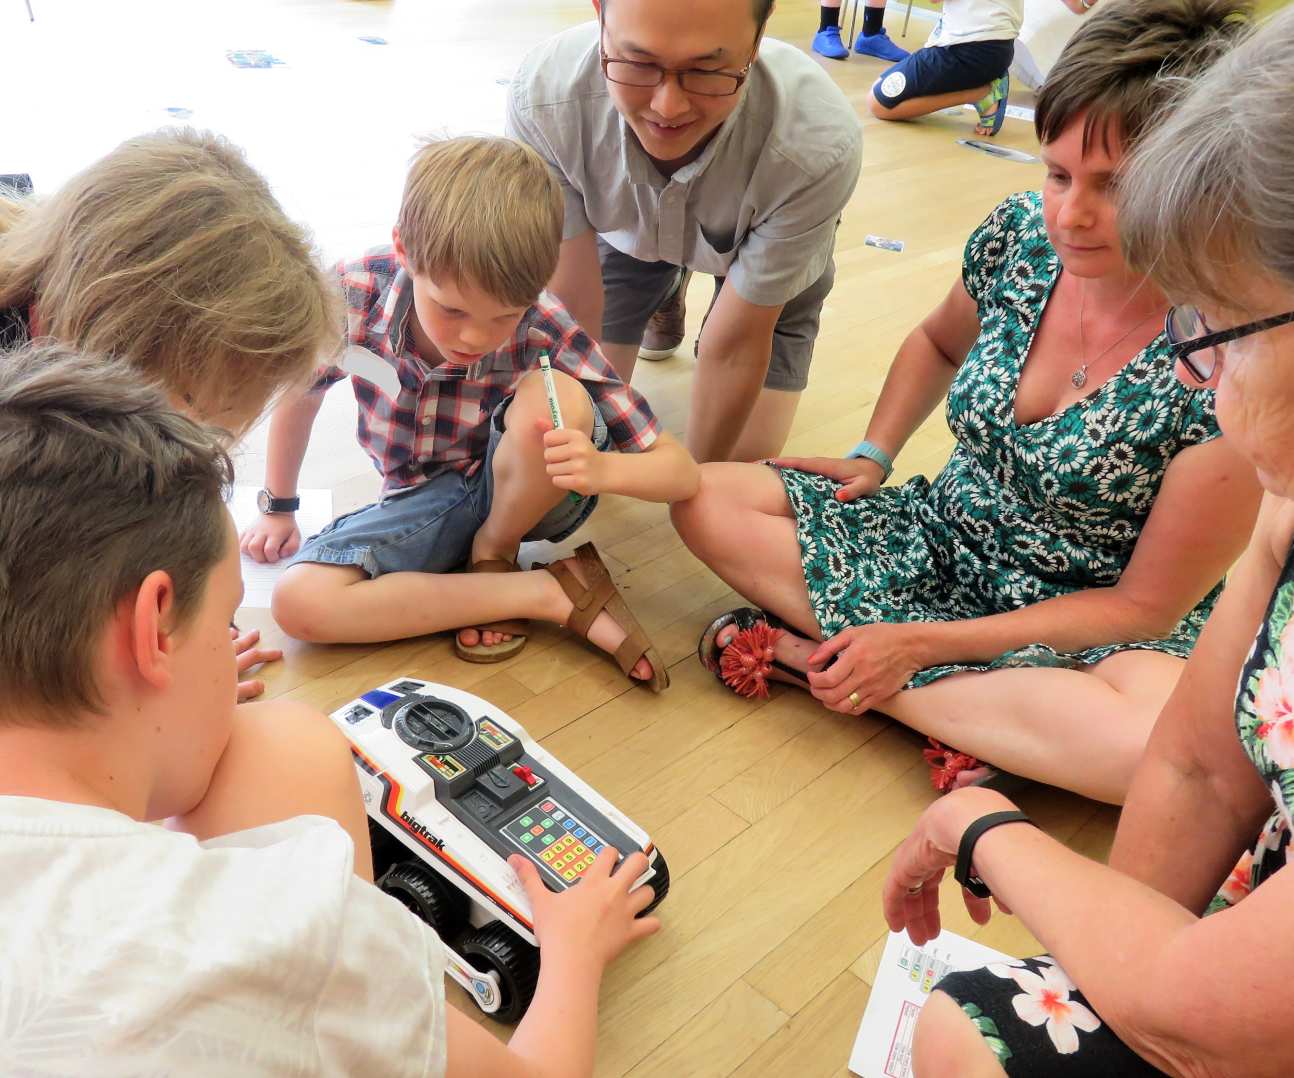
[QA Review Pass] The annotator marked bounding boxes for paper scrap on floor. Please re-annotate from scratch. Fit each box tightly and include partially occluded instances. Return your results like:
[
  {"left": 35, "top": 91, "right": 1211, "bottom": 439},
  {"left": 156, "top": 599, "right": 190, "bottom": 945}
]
[
  {"left": 228, "top": 487, "right": 334, "bottom": 608},
  {"left": 849, "top": 930, "right": 1011, "bottom": 1077}
]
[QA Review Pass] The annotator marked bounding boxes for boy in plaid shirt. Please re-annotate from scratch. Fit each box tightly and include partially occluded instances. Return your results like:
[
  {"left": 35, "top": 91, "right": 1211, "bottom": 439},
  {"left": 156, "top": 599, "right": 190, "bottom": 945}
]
[{"left": 243, "top": 137, "right": 696, "bottom": 688}]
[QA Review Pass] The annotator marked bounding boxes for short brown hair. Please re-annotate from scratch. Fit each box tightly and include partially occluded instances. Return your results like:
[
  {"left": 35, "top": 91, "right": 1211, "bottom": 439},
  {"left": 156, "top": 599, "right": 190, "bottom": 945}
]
[
  {"left": 0, "top": 343, "right": 233, "bottom": 721},
  {"left": 0, "top": 129, "right": 341, "bottom": 436},
  {"left": 1035, "top": 0, "right": 1251, "bottom": 154},
  {"left": 1121, "top": 7, "right": 1294, "bottom": 308},
  {"left": 396, "top": 136, "right": 563, "bottom": 307}
]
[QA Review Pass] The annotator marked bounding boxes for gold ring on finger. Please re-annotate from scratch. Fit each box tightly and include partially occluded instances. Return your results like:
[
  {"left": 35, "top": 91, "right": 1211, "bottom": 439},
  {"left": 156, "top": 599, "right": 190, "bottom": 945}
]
[{"left": 848, "top": 691, "right": 862, "bottom": 710}]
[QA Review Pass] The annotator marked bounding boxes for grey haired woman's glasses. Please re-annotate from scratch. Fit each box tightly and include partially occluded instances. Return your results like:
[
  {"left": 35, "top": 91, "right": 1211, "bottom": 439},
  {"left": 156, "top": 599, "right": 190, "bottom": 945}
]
[{"left": 1166, "top": 305, "right": 1294, "bottom": 383}]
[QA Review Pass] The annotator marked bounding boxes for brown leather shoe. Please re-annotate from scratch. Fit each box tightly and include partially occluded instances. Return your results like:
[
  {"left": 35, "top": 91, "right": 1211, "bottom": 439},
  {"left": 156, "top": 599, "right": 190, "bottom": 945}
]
[{"left": 638, "top": 270, "right": 691, "bottom": 361}]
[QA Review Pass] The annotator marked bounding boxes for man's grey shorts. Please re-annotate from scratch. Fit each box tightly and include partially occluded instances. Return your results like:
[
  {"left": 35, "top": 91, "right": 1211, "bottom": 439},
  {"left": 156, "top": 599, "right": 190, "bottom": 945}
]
[
  {"left": 292, "top": 394, "right": 609, "bottom": 578},
  {"left": 596, "top": 237, "right": 836, "bottom": 392}
]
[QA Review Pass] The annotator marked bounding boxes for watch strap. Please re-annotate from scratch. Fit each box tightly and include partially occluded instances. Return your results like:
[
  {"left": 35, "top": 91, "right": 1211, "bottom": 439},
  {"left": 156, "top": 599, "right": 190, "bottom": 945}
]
[
  {"left": 262, "top": 491, "right": 300, "bottom": 514},
  {"left": 844, "top": 439, "right": 894, "bottom": 481},
  {"left": 954, "top": 810, "right": 1032, "bottom": 899}
]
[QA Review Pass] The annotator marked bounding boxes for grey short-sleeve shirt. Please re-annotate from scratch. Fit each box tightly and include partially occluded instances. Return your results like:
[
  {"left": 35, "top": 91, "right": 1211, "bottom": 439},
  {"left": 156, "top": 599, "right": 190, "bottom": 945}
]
[{"left": 506, "top": 22, "right": 862, "bottom": 309}]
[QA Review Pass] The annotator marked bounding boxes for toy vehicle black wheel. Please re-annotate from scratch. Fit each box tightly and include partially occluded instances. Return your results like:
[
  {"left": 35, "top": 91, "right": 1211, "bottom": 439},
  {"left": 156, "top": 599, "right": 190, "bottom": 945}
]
[
  {"left": 459, "top": 922, "right": 540, "bottom": 1023},
  {"left": 379, "top": 861, "right": 470, "bottom": 940},
  {"left": 640, "top": 849, "right": 669, "bottom": 915}
]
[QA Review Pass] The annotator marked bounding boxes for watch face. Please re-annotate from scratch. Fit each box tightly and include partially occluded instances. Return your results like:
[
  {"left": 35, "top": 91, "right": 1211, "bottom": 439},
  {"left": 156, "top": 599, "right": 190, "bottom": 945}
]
[{"left": 257, "top": 489, "right": 271, "bottom": 514}]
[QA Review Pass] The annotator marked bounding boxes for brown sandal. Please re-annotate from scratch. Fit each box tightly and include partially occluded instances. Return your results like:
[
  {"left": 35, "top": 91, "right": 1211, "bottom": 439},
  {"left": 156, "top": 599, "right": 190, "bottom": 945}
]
[
  {"left": 543, "top": 542, "right": 669, "bottom": 693},
  {"left": 453, "top": 559, "right": 528, "bottom": 664}
]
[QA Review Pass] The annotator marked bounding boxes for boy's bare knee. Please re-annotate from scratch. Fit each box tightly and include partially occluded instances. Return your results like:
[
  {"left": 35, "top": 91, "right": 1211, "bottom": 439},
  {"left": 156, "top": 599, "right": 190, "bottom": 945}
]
[
  {"left": 868, "top": 88, "right": 894, "bottom": 119},
  {"left": 513, "top": 369, "right": 593, "bottom": 433},
  {"left": 864, "top": 85, "right": 895, "bottom": 117},
  {"left": 272, "top": 564, "right": 356, "bottom": 643}
]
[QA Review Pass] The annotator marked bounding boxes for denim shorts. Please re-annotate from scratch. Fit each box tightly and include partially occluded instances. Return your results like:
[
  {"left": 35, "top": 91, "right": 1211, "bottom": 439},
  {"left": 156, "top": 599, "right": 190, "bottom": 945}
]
[
  {"left": 596, "top": 237, "right": 835, "bottom": 392},
  {"left": 292, "top": 393, "right": 609, "bottom": 578}
]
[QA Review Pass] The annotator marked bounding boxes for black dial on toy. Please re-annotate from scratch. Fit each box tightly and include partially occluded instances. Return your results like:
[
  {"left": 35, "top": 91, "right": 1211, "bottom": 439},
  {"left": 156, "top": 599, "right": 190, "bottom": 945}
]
[{"left": 389, "top": 696, "right": 475, "bottom": 754}]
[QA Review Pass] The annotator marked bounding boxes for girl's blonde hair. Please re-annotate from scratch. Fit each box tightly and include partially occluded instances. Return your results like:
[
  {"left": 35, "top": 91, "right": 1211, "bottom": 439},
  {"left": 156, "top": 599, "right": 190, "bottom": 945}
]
[{"left": 0, "top": 129, "right": 341, "bottom": 435}]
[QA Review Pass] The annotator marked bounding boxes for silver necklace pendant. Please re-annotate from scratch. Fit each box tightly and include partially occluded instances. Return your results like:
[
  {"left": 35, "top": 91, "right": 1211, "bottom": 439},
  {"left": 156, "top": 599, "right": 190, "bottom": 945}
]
[{"left": 1071, "top": 365, "right": 1088, "bottom": 389}]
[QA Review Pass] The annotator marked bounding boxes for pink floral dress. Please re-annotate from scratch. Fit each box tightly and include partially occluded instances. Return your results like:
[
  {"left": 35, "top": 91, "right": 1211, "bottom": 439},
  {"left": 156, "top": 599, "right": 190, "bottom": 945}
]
[{"left": 933, "top": 548, "right": 1294, "bottom": 1074}]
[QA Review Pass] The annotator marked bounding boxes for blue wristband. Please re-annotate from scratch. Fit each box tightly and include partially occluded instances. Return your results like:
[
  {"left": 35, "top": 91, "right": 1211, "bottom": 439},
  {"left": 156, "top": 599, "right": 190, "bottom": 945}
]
[{"left": 845, "top": 440, "right": 894, "bottom": 481}]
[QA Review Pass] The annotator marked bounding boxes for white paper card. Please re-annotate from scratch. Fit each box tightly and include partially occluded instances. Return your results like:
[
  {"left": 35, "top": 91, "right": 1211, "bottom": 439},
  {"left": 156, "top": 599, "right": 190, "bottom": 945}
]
[
  {"left": 340, "top": 345, "right": 401, "bottom": 398},
  {"left": 849, "top": 931, "right": 1011, "bottom": 1077},
  {"left": 228, "top": 487, "right": 335, "bottom": 608}
]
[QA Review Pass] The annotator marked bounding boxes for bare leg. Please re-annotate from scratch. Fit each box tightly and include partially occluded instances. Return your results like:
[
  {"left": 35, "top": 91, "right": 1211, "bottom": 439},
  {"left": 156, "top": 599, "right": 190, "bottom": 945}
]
[
  {"left": 273, "top": 554, "right": 654, "bottom": 678},
  {"left": 171, "top": 700, "right": 374, "bottom": 881},
  {"left": 459, "top": 369, "right": 594, "bottom": 648},
  {"left": 729, "top": 387, "right": 802, "bottom": 462},
  {"left": 699, "top": 608, "right": 1182, "bottom": 804},
  {"left": 868, "top": 83, "right": 991, "bottom": 121},
  {"left": 913, "top": 991, "right": 1007, "bottom": 1078},
  {"left": 671, "top": 461, "right": 819, "bottom": 637},
  {"left": 879, "top": 650, "right": 1184, "bottom": 804}
]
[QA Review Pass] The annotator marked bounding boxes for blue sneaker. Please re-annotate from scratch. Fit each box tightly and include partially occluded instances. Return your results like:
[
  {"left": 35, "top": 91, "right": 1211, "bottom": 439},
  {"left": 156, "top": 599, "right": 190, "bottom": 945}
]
[
  {"left": 812, "top": 26, "right": 850, "bottom": 60},
  {"left": 853, "top": 28, "right": 911, "bottom": 63}
]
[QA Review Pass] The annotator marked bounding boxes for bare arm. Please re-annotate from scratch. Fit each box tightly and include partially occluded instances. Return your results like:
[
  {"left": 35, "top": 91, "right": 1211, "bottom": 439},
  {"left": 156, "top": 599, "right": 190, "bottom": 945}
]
[
  {"left": 889, "top": 785, "right": 1294, "bottom": 1078},
  {"left": 444, "top": 851, "right": 659, "bottom": 1078},
  {"left": 239, "top": 387, "right": 327, "bottom": 563},
  {"left": 548, "top": 228, "right": 604, "bottom": 341},
  {"left": 687, "top": 280, "right": 783, "bottom": 463},
  {"left": 861, "top": 278, "right": 982, "bottom": 463},
  {"left": 772, "top": 279, "right": 983, "bottom": 498},
  {"left": 1108, "top": 495, "right": 1289, "bottom": 911},
  {"left": 600, "top": 431, "right": 699, "bottom": 503}
]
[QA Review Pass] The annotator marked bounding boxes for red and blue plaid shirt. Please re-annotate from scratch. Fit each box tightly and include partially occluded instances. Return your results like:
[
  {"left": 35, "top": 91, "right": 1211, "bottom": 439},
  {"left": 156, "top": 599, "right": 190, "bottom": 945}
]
[{"left": 316, "top": 248, "right": 660, "bottom": 493}]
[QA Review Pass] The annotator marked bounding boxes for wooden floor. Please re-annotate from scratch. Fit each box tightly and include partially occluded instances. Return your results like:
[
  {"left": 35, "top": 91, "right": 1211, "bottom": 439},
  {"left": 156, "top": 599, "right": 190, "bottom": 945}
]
[{"left": 4, "top": 1, "right": 1119, "bottom": 1074}]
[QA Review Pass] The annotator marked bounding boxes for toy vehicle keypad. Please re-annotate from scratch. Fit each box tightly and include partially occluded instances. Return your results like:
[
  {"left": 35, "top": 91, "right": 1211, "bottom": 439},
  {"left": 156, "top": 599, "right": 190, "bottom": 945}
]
[{"left": 503, "top": 797, "right": 613, "bottom": 883}]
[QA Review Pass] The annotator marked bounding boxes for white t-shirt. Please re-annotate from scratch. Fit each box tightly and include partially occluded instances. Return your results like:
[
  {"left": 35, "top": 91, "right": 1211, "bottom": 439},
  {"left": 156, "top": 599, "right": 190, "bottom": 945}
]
[
  {"left": 931, "top": 0, "right": 1024, "bottom": 46},
  {"left": 0, "top": 797, "right": 447, "bottom": 1077}
]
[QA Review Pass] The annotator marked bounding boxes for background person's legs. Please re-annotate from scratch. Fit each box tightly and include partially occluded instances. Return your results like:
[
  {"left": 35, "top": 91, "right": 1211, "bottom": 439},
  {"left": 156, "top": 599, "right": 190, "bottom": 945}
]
[
  {"left": 854, "top": 0, "right": 910, "bottom": 62},
  {"left": 869, "top": 39, "right": 1014, "bottom": 127},
  {"left": 596, "top": 237, "right": 681, "bottom": 382},
  {"left": 813, "top": 0, "right": 850, "bottom": 59}
]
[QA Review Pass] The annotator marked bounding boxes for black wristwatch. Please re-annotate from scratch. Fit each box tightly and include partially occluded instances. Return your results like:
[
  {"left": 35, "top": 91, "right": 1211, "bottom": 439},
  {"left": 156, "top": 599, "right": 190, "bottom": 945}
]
[
  {"left": 257, "top": 488, "right": 300, "bottom": 514},
  {"left": 954, "top": 810, "right": 1033, "bottom": 899}
]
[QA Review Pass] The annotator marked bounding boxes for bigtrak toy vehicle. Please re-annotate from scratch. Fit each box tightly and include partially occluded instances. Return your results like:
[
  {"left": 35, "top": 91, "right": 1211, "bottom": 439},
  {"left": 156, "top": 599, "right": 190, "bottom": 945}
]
[{"left": 329, "top": 677, "right": 669, "bottom": 1021}]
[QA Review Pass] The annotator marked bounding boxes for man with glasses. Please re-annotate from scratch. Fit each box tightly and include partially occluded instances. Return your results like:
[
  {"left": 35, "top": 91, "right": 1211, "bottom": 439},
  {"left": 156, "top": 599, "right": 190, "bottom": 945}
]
[{"left": 506, "top": 0, "right": 862, "bottom": 462}]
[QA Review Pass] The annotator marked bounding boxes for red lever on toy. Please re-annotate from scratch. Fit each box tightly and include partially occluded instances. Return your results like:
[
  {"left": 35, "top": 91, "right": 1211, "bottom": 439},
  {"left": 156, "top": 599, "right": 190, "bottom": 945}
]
[{"left": 512, "top": 765, "right": 537, "bottom": 786}]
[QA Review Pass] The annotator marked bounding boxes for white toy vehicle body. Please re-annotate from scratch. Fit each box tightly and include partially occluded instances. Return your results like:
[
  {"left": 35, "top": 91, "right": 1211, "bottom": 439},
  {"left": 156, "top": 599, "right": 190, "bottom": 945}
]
[{"left": 328, "top": 677, "right": 668, "bottom": 1021}]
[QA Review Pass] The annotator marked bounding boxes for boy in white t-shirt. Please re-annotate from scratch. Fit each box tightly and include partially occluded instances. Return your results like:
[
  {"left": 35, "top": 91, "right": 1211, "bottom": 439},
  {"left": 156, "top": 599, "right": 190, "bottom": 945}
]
[
  {"left": 0, "top": 342, "right": 659, "bottom": 1076},
  {"left": 868, "top": 0, "right": 1094, "bottom": 136}
]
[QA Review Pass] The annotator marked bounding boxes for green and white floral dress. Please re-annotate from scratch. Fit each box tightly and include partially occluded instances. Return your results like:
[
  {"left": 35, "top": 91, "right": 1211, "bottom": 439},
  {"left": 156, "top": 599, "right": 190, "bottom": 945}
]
[{"left": 778, "top": 192, "right": 1221, "bottom": 687}]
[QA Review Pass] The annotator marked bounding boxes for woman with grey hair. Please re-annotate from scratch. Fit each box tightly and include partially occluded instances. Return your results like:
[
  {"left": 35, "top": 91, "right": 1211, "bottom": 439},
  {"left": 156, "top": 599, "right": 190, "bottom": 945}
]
[{"left": 883, "top": 8, "right": 1294, "bottom": 1074}]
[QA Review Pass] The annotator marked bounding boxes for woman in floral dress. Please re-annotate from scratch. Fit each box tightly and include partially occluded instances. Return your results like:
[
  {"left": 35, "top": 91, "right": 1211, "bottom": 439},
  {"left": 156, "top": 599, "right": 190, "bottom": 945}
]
[
  {"left": 671, "top": 0, "right": 1258, "bottom": 803},
  {"left": 887, "top": 8, "right": 1294, "bottom": 1072}
]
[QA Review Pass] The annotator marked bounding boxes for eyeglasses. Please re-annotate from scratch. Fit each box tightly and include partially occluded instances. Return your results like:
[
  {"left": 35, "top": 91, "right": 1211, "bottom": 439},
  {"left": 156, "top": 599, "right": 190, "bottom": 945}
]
[
  {"left": 598, "top": 7, "right": 758, "bottom": 98},
  {"left": 1165, "top": 305, "right": 1294, "bottom": 383}
]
